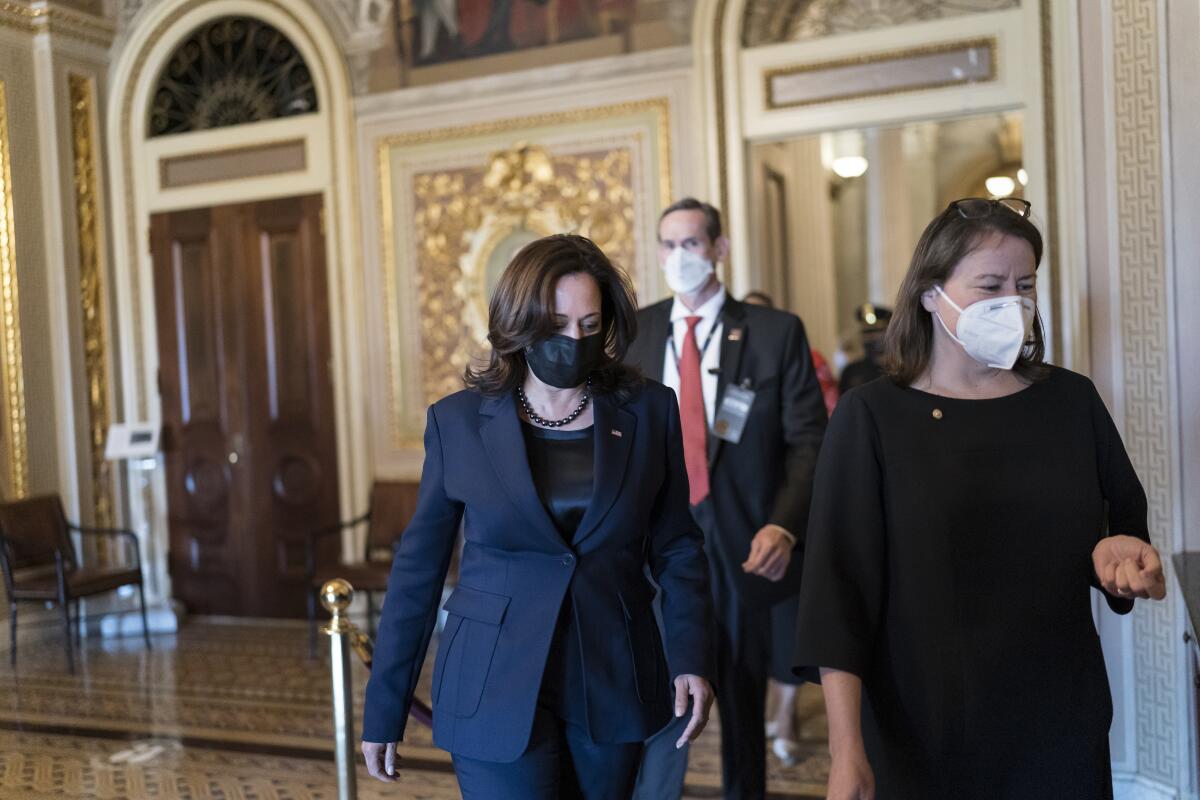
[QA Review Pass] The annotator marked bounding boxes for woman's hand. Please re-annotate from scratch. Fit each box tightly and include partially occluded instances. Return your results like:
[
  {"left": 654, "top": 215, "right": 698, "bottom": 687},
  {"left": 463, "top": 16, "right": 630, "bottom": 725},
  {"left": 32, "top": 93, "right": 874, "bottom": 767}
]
[
  {"left": 1093, "top": 535, "right": 1166, "bottom": 600},
  {"left": 827, "top": 746, "right": 875, "bottom": 800},
  {"left": 362, "top": 741, "right": 400, "bottom": 782},
  {"left": 673, "top": 674, "right": 715, "bottom": 749},
  {"left": 821, "top": 668, "right": 872, "bottom": 800}
]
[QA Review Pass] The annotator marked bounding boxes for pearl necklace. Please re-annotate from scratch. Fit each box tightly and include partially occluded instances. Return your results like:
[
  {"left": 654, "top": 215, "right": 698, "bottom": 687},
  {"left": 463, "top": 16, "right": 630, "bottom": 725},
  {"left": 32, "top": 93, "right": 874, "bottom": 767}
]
[{"left": 517, "top": 380, "right": 591, "bottom": 428}]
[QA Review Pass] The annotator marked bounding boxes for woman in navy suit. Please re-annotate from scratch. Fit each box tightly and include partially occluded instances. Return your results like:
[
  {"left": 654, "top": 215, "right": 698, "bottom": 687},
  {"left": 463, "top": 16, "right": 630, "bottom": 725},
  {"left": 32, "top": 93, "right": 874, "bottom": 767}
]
[{"left": 361, "top": 234, "right": 715, "bottom": 799}]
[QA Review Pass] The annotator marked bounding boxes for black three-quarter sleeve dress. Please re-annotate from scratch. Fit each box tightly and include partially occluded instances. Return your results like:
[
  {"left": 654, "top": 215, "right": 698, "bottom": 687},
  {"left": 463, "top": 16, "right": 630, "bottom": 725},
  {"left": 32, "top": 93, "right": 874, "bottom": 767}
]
[{"left": 794, "top": 366, "right": 1150, "bottom": 800}]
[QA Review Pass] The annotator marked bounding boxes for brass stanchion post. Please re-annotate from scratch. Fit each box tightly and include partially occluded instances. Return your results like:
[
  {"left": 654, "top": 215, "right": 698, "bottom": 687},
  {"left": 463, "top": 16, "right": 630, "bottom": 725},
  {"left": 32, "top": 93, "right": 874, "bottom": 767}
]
[{"left": 321, "top": 579, "right": 358, "bottom": 800}]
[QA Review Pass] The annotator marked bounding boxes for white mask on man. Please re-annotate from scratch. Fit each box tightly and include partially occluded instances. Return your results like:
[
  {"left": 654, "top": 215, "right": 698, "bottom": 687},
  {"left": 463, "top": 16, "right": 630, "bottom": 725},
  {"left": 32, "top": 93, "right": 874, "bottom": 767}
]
[
  {"left": 662, "top": 247, "right": 715, "bottom": 295},
  {"left": 933, "top": 286, "right": 1036, "bottom": 370}
]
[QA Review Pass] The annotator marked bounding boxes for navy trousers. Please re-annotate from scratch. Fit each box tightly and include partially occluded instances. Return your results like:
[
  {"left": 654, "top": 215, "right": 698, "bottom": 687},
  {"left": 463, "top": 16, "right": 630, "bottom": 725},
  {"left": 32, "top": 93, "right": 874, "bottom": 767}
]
[{"left": 453, "top": 703, "right": 643, "bottom": 799}]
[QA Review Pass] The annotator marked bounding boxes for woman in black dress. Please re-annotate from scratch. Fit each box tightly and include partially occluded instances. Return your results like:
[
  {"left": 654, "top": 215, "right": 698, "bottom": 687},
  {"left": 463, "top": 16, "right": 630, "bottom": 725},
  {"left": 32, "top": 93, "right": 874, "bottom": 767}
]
[{"left": 794, "top": 198, "right": 1167, "bottom": 800}]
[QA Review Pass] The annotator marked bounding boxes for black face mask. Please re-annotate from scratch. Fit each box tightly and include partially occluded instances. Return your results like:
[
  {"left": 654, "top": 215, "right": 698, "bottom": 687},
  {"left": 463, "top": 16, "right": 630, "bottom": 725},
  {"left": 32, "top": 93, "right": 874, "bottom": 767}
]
[{"left": 525, "top": 333, "right": 604, "bottom": 389}]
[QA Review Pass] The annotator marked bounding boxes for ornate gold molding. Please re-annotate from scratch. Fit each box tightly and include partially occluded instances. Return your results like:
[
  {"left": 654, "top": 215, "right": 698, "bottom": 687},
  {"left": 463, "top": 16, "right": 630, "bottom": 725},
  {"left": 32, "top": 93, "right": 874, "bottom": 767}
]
[
  {"left": 0, "top": 2, "right": 115, "bottom": 47},
  {"left": 379, "top": 98, "right": 673, "bottom": 212},
  {"left": 376, "top": 138, "right": 408, "bottom": 447},
  {"left": 412, "top": 143, "right": 637, "bottom": 405},
  {"left": 0, "top": 82, "right": 29, "bottom": 498},
  {"left": 69, "top": 73, "right": 115, "bottom": 528},
  {"left": 378, "top": 103, "right": 671, "bottom": 447},
  {"left": 0, "top": 0, "right": 37, "bottom": 30},
  {"left": 763, "top": 37, "right": 998, "bottom": 110}
]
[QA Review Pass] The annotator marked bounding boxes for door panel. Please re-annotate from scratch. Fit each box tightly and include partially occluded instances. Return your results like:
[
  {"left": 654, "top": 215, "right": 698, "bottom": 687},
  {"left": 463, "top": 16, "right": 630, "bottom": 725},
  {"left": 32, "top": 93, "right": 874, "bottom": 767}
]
[
  {"left": 153, "top": 208, "right": 244, "bottom": 615},
  {"left": 244, "top": 196, "right": 340, "bottom": 617},
  {"left": 152, "top": 195, "right": 339, "bottom": 618}
]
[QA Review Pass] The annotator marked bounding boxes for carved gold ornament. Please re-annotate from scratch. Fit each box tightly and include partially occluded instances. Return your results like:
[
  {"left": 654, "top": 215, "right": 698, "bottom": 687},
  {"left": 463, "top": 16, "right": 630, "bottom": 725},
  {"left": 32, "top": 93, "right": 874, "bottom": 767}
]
[
  {"left": 413, "top": 143, "right": 636, "bottom": 404},
  {"left": 377, "top": 99, "right": 671, "bottom": 447}
]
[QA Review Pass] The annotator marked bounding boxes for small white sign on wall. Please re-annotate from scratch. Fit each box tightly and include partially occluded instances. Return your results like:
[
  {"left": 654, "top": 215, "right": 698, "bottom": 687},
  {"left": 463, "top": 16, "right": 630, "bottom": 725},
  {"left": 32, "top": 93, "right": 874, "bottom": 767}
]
[{"left": 104, "top": 423, "right": 160, "bottom": 461}]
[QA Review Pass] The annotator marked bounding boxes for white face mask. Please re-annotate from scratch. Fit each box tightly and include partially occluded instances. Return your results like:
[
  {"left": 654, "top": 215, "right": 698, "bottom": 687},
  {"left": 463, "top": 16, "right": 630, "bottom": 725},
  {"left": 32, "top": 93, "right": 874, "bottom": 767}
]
[
  {"left": 662, "top": 247, "right": 715, "bottom": 295},
  {"left": 934, "top": 286, "right": 1036, "bottom": 370}
]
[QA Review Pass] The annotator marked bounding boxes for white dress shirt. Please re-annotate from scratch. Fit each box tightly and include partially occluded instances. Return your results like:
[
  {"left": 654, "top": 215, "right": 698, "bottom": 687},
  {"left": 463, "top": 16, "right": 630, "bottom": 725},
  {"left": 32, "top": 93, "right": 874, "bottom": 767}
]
[
  {"left": 661, "top": 290, "right": 725, "bottom": 426},
  {"left": 660, "top": 289, "right": 796, "bottom": 546}
]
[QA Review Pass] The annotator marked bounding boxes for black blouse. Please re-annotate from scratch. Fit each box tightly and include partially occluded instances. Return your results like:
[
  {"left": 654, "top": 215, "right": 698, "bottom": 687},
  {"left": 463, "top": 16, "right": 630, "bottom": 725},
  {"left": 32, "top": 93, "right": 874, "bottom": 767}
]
[
  {"left": 521, "top": 422, "right": 596, "bottom": 723},
  {"left": 794, "top": 367, "right": 1149, "bottom": 799},
  {"left": 521, "top": 423, "right": 595, "bottom": 540}
]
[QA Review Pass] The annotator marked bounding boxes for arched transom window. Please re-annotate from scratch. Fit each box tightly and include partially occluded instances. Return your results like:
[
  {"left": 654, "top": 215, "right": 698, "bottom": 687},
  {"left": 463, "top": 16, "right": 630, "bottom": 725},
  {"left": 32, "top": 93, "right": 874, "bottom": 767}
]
[{"left": 149, "top": 16, "right": 319, "bottom": 137}]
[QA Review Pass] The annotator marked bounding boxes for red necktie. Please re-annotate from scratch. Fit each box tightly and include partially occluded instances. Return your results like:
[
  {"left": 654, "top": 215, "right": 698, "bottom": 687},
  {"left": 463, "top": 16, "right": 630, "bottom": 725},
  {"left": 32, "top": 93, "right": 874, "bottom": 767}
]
[{"left": 679, "top": 316, "right": 710, "bottom": 505}]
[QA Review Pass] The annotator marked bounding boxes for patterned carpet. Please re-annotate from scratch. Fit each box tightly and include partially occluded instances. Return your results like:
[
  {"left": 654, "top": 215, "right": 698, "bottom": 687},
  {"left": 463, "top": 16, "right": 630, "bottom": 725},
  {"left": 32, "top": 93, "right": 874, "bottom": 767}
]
[{"left": 0, "top": 620, "right": 829, "bottom": 798}]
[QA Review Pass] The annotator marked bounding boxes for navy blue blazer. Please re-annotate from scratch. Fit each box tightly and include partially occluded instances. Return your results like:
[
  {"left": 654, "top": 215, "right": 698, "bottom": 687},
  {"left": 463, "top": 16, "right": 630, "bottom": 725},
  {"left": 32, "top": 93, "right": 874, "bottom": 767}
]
[{"left": 361, "top": 380, "right": 713, "bottom": 763}]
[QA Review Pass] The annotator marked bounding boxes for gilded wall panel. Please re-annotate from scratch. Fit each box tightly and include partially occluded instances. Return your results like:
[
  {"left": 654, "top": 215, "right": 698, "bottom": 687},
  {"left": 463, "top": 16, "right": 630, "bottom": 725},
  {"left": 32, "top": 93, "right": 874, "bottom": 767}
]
[
  {"left": 378, "top": 101, "right": 671, "bottom": 448},
  {"left": 413, "top": 146, "right": 636, "bottom": 402},
  {"left": 0, "top": 81, "right": 28, "bottom": 499},
  {"left": 68, "top": 72, "right": 115, "bottom": 528}
]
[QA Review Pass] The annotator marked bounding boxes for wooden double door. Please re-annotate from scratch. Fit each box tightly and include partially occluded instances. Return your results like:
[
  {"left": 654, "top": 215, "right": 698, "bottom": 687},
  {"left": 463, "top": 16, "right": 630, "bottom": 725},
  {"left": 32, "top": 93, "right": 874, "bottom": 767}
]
[{"left": 151, "top": 195, "right": 340, "bottom": 617}]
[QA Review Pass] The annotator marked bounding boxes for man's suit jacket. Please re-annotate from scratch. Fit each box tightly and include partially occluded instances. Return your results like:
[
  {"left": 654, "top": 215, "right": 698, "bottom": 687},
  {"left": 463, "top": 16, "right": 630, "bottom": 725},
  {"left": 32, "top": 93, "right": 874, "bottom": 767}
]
[
  {"left": 625, "top": 294, "right": 828, "bottom": 608},
  {"left": 361, "top": 381, "right": 713, "bottom": 763}
]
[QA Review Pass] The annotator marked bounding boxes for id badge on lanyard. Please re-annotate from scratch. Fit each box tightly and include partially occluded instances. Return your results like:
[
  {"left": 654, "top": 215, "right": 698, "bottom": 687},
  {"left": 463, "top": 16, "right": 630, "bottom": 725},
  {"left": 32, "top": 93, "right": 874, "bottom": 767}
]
[{"left": 713, "top": 382, "right": 755, "bottom": 443}]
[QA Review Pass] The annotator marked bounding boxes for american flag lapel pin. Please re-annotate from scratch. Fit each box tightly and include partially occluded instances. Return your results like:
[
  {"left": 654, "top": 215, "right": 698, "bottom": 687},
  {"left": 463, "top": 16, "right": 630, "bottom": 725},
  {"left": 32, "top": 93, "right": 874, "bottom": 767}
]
[
  {"left": 611, "top": 429, "right": 623, "bottom": 438},
  {"left": 728, "top": 328, "right": 743, "bottom": 342}
]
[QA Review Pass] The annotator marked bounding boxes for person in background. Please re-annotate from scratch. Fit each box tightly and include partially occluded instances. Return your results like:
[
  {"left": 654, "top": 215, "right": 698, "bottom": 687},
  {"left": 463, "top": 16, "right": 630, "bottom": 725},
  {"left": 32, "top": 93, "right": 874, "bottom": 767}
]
[
  {"left": 836, "top": 303, "right": 892, "bottom": 394},
  {"left": 794, "top": 198, "right": 1166, "bottom": 799},
  {"left": 362, "top": 234, "right": 715, "bottom": 799},
  {"left": 626, "top": 199, "right": 828, "bottom": 799},
  {"left": 741, "top": 289, "right": 835, "bottom": 765},
  {"left": 744, "top": 291, "right": 840, "bottom": 418}
]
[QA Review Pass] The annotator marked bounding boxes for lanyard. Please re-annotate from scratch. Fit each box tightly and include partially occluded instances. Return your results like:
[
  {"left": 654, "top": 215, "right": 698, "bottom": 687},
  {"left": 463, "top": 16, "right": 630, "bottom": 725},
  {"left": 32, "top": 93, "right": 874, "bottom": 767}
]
[{"left": 668, "top": 317, "right": 720, "bottom": 369}]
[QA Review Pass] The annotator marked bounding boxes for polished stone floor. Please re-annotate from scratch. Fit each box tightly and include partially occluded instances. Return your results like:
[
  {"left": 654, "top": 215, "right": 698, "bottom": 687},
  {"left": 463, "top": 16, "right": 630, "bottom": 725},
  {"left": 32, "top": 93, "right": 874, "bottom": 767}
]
[{"left": 0, "top": 619, "right": 828, "bottom": 798}]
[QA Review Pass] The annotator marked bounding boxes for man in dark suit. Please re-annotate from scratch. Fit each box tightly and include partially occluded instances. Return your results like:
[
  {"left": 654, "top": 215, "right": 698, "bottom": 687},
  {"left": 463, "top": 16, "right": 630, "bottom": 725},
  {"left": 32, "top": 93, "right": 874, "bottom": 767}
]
[{"left": 627, "top": 198, "right": 828, "bottom": 799}]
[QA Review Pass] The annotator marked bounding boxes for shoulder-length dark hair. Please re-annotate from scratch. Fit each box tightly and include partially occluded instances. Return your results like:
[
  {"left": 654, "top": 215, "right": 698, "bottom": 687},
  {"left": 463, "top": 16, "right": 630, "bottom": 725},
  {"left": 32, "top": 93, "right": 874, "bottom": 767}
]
[
  {"left": 883, "top": 202, "right": 1050, "bottom": 386},
  {"left": 464, "top": 234, "right": 643, "bottom": 397}
]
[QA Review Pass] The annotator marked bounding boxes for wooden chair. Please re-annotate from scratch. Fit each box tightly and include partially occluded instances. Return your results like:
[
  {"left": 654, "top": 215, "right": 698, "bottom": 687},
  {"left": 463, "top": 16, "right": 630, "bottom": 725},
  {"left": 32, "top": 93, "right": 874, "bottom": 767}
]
[
  {"left": 0, "top": 495, "right": 151, "bottom": 673},
  {"left": 305, "top": 481, "right": 419, "bottom": 657}
]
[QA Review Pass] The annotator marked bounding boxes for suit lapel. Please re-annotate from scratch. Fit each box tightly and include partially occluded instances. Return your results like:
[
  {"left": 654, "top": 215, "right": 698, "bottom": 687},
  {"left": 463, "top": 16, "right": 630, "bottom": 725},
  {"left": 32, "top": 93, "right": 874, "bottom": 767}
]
[
  {"left": 708, "top": 297, "right": 747, "bottom": 466},
  {"left": 573, "top": 393, "right": 635, "bottom": 548},
  {"left": 478, "top": 394, "right": 566, "bottom": 551}
]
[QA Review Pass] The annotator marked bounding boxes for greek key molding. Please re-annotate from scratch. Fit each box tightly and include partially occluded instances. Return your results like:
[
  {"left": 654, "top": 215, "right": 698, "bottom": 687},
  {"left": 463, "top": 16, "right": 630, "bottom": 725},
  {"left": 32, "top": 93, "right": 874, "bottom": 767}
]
[{"left": 1111, "top": 0, "right": 1180, "bottom": 786}]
